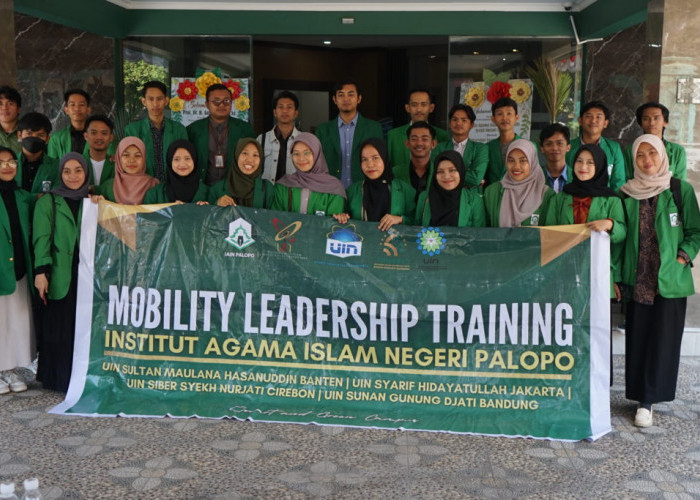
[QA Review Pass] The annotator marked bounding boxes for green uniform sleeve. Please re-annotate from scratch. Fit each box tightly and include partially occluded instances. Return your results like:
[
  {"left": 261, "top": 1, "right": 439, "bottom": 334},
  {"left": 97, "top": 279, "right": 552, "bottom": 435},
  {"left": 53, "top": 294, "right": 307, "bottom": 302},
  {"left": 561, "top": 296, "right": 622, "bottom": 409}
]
[{"left": 679, "top": 181, "right": 700, "bottom": 261}]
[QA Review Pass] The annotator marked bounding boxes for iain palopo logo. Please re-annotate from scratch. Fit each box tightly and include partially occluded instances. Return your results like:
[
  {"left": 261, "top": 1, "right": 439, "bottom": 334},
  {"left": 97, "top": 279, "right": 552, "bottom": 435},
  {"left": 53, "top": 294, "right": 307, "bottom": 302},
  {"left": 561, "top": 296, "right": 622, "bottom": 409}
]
[
  {"left": 225, "top": 218, "right": 255, "bottom": 250},
  {"left": 325, "top": 225, "right": 363, "bottom": 258}
]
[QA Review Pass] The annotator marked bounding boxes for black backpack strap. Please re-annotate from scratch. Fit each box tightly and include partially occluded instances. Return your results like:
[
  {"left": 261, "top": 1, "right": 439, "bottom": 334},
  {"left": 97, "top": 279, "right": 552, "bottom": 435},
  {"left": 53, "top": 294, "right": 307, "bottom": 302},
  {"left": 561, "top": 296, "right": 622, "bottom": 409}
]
[{"left": 670, "top": 177, "right": 683, "bottom": 225}]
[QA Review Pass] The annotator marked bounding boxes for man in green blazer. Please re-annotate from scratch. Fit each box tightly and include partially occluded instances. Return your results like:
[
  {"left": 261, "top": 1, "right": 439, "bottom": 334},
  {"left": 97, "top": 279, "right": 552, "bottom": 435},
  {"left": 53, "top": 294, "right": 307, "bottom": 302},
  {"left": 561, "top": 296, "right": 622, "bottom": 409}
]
[
  {"left": 0, "top": 86, "right": 22, "bottom": 155},
  {"left": 387, "top": 88, "right": 449, "bottom": 168},
  {"left": 187, "top": 83, "right": 255, "bottom": 186},
  {"left": 432, "top": 104, "right": 488, "bottom": 189},
  {"left": 315, "top": 80, "right": 383, "bottom": 187},
  {"left": 565, "top": 101, "right": 626, "bottom": 191},
  {"left": 47, "top": 89, "right": 91, "bottom": 159},
  {"left": 15, "top": 113, "right": 59, "bottom": 195},
  {"left": 622, "top": 101, "right": 687, "bottom": 181},
  {"left": 83, "top": 114, "right": 116, "bottom": 187},
  {"left": 124, "top": 81, "right": 188, "bottom": 182}
]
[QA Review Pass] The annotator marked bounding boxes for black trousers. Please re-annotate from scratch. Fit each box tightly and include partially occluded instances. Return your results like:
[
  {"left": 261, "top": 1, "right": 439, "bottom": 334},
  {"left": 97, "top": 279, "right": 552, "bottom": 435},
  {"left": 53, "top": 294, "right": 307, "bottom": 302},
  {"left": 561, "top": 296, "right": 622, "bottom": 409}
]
[{"left": 625, "top": 296, "right": 686, "bottom": 404}]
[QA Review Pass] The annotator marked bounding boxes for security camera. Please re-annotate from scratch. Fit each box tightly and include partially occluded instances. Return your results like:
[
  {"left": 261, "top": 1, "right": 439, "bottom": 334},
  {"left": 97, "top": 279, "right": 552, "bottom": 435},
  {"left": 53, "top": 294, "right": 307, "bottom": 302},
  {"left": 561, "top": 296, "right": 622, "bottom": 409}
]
[{"left": 563, "top": 2, "right": 573, "bottom": 10}]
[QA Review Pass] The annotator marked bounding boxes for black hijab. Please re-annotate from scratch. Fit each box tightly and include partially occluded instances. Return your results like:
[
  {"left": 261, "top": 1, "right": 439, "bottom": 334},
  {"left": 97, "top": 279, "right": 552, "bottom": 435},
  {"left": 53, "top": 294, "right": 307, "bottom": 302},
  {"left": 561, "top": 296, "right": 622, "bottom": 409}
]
[
  {"left": 164, "top": 139, "right": 200, "bottom": 203},
  {"left": 360, "top": 137, "right": 393, "bottom": 222},
  {"left": 563, "top": 144, "right": 617, "bottom": 198},
  {"left": 428, "top": 150, "right": 465, "bottom": 227}
]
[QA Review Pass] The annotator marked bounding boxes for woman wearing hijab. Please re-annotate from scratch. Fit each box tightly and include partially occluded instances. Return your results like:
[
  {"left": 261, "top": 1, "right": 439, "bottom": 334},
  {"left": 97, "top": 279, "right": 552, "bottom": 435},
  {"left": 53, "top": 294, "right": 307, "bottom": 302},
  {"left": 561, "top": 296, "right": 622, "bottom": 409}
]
[
  {"left": 33, "top": 153, "right": 92, "bottom": 392},
  {"left": 0, "top": 147, "right": 33, "bottom": 394},
  {"left": 333, "top": 137, "right": 415, "bottom": 230},
  {"left": 618, "top": 134, "right": 700, "bottom": 428},
  {"left": 546, "top": 144, "right": 626, "bottom": 290},
  {"left": 209, "top": 138, "right": 273, "bottom": 208},
  {"left": 415, "top": 150, "right": 485, "bottom": 227},
  {"left": 144, "top": 139, "right": 208, "bottom": 204},
  {"left": 98, "top": 137, "right": 159, "bottom": 205},
  {"left": 484, "top": 139, "right": 554, "bottom": 227},
  {"left": 271, "top": 132, "right": 346, "bottom": 215}
]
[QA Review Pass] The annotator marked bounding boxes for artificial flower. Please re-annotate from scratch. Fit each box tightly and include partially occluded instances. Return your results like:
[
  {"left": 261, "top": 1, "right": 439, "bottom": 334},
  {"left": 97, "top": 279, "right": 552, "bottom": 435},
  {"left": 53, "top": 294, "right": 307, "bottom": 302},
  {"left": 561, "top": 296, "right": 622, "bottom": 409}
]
[
  {"left": 486, "top": 81, "right": 513, "bottom": 104},
  {"left": 223, "top": 80, "right": 243, "bottom": 99},
  {"left": 465, "top": 86, "right": 485, "bottom": 109},
  {"left": 169, "top": 96, "right": 184, "bottom": 112},
  {"left": 177, "top": 80, "right": 198, "bottom": 102},
  {"left": 195, "top": 71, "right": 221, "bottom": 98},
  {"left": 235, "top": 95, "right": 250, "bottom": 111},
  {"left": 509, "top": 80, "right": 532, "bottom": 104}
]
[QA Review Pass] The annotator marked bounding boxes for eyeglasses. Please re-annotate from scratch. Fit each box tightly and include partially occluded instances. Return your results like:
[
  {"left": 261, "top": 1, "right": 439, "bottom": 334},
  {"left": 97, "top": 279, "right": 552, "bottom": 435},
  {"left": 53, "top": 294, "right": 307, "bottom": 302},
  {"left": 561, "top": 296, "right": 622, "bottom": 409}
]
[
  {"left": 291, "top": 151, "right": 313, "bottom": 158},
  {"left": 209, "top": 99, "right": 232, "bottom": 107},
  {"left": 0, "top": 160, "right": 17, "bottom": 168}
]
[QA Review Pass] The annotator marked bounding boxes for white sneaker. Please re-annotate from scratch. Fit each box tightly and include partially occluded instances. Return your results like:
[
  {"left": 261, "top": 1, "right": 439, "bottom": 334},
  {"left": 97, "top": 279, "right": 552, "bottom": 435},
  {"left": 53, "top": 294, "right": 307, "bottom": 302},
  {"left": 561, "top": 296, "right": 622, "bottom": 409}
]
[
  {"left": 3, "top": 372, "right": 27, "bottom": 393},
  {"left": 634, "top": 407, "right": 653, "bottom": 427},
  {"left": 0, "top": 378, "right": 9, "bottom": 395}
]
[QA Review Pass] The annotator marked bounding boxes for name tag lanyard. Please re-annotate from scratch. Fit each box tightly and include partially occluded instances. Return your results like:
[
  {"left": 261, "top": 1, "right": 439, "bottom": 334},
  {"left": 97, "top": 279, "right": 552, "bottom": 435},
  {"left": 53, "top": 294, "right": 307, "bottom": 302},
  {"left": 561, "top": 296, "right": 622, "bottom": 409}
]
[{"left": 209, "top": 122, "right": 228, "bottom": 168}]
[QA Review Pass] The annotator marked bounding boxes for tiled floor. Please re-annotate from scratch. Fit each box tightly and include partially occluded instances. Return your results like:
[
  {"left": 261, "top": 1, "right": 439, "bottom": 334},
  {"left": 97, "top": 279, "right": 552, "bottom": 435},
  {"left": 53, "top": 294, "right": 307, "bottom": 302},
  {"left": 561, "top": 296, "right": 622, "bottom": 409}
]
[{"left": 1, "top": 356, "right": 699, "bottom": 499}]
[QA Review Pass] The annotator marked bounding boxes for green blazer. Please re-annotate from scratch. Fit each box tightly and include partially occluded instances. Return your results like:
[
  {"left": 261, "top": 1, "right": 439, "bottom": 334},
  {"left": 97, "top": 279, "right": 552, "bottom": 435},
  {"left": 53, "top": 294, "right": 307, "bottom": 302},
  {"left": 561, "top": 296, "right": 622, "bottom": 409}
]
[
  {"left": 32, "top": 194, "right": 82, "bottom": 300},
  {"left": 83, "top": 152, "right": 115, "bottom": 187},
  {"left": 48, "top": 127, "right": 117, "bottom": 160},
  {"left": 545, "top": 193, "right": 627, "bottom": 293},
  {"left": 15, "top": 155, "right": 59, "bottom": 194},
  {"left": 124, "top": 118, "right": 188, "bottom": 181},
  {"left": 144, "top": 182, "right": 209, "bottom": 204},
  {"left": 387, "top": 123, "right": 449, "bottom": 170},
  {"left": 415, "top": 188, "right": 486, "bottom": 228},
  {"left": 0, "top": 128, "right": 20, "bottom": 156},
  {"left": 271, "top": 185, "right": 345, "bottom": 216},
  {"left": 0, "top": 188, "right": 34, "bottom": 295},
  {"left": 346, "top": 179, "right": 416, "bottom": 225},
  {"left": 620, "top": 181, "right": 700, "bottom": 298},
  {"left": 315, "top": 114, "right": 383, "bottom": 183},
  {"left": 623, "top": 139, "right": 687, "bottom": 181},
  {"left": 566, "top": 137, "right": 626, "bottom": 192},
  {"left": 432, "top": 140, "right": 489, "bottom": 189},
  {"left": 208, "top": 177, "right": 273, "bottom": 209},
  {"left": 483, "top": 182, "right": 555, "bottom": 227},
  {"left": 186, "top": 117, "right": 256, "bottom": 182}
]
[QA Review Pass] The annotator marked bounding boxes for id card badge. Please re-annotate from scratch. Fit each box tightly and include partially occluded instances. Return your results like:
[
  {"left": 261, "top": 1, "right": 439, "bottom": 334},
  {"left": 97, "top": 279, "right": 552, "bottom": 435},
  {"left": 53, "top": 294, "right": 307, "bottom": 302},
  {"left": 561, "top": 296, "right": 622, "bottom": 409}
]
[
  {"left": 670, "top": 213, "right": 680, "bottom": 227},
  {"left": 607, "top": 164, "right": 614, "bottom": 176},
  {"left": 530, "top": 214, "right": 540, "bottom": 226},
  {"left": 215, "top": 154, "right": 224, "bottom": 168}
]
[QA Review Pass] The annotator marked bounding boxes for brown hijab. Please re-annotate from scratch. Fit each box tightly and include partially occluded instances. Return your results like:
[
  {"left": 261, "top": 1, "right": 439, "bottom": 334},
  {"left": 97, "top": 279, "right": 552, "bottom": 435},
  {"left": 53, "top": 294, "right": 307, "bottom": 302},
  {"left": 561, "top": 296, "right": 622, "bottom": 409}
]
[{"left": 113, "top": 137, "right": 159, "bottom": 205}]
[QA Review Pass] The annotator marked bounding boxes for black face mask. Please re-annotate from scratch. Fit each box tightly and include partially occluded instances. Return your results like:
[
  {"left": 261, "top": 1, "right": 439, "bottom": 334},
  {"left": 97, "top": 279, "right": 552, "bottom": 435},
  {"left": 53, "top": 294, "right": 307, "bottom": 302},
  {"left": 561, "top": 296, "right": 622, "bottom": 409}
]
[{"left": 21, "top": 136, "right": 46, "bottom": 155}]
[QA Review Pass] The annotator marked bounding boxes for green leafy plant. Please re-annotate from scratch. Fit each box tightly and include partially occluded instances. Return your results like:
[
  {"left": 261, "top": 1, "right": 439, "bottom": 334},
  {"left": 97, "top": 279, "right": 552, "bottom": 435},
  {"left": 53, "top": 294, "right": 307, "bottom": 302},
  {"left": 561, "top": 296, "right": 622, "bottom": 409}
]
[
  {"left": 123, "top": 60, "right": 168, "bottom": 118},
  {"left": 525, "top": 57, "right": 573, "bottom": 124}
]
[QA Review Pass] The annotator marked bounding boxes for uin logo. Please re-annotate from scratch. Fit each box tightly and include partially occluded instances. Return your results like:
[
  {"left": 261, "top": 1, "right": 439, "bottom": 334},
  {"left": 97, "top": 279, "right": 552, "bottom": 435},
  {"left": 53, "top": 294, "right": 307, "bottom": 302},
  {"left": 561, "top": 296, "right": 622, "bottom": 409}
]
[
  {"left": 272, "top": 218, "right": 303, "bottom": 252},
  {"left": 225, "top": 218, "right": 255, "bottom": 250},
  {"left": 416, "top": 227, "right": 446, "bottom": 256},
  {"left": 326, "top": 224, "right": 363, "bottom": 258}
]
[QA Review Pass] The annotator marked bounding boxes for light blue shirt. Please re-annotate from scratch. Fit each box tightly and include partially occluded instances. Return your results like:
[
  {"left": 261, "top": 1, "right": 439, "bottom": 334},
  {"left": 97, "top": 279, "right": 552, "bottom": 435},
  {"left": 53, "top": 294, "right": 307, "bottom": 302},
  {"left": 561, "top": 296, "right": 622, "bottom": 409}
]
[
  {"left": 544, "top": 165, "right": 569, "bottom": 193},
  {"left": 338, "top": 115, "right": 357, "bottom": 188}
]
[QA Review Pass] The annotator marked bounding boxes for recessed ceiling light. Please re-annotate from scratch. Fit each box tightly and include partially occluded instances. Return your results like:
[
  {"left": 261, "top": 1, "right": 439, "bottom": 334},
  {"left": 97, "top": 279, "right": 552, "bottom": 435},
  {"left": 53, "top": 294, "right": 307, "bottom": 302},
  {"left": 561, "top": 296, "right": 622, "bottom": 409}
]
[
  {"left": 323, "top": 40, "right": 332, "bottom": 45},
  {"left": 473, "top": 51, "right": 480, "bottom": 55},
  {"left": 512, "top": 48, "right": 519, "bottom": 52},
  {"left": 341, "top": 17, "right": 355, "bottom": 24}
]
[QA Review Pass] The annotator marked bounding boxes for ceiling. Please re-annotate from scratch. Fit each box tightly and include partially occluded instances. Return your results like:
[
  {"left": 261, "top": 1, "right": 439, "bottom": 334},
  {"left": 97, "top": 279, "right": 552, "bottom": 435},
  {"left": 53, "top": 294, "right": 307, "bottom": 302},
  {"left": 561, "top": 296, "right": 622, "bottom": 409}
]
[{"left": 105, "top": 0, "right": 598, "bottom": 11}]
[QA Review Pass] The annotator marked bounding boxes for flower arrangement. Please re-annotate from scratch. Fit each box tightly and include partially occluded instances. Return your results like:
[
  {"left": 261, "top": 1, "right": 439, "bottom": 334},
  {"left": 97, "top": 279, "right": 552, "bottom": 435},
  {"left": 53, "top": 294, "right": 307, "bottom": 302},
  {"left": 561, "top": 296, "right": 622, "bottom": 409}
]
[
  {"left": 464, "top": 86, "right": 485, "bottom": 109},
  {"left": 486, "top": 81, "right": 512, "bottom": 104},
  {"left": 509, "top": 80, "right": 532, "bottom": 104},
  {"left": 169, "top": 96, "right": 184, "bottom": 112},
  {"left": 223, "top": 79, "right": 243, "bottom": 99},
  {"left": 235, "top": 95, "right": 250, "bottom": 112},
  {"left": 195, "top": 71, "right": 221, "bottom": 98},
  {"left": 176, "top": 80, "right": 198, "bottom": 101}
]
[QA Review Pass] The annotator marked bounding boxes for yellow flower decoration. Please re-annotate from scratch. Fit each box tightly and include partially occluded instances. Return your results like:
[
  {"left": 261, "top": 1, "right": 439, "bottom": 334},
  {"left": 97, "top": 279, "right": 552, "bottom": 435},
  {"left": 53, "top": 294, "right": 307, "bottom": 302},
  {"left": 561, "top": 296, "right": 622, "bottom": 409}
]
[
  {"left": 195, "top": 71, "right": 222, "bottom": 98},
  {"left": 509, "top": 80, "right": 532, "bottom": 104},
  {"left": 235, "top": 95, "right": 250, "bottom": 111},
  {"left": 465, "top": 86, "right": 485, "bottom": 109},
  {"left": 169, "top": 96, "right": 184, "bottom": 112}
]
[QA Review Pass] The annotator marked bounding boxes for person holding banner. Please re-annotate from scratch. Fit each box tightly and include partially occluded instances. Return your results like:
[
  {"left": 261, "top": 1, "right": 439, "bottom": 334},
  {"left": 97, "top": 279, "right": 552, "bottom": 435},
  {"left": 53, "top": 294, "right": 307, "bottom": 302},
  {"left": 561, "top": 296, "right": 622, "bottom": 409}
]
[
  {"left": 483, "top": 139, "right": 554, "bottom": 227},
  {"left": 33, "top": 153, "right": 92, "bottom": 392},
  {"left": 98, "top": 137, "right": 159, "bottom": 205},
  {"left": 209, "top": 138, "right": 273, "bottom": 208},
  {"left": 0, "top": 147, "right": 33, "bottom": 394},
  {"left": 333, "top": 137, "right": 415, "bottom": 229},
  {"left": 144, "top": 139, "right": 208, "bottom": 204},
  {"left": 271, "top": 132, "right": 346, "bottom": 216},
  {"left": 618, "top": 134, "right": 700, "bottom": 428},
  {"left": 415, "top": 150, "right": 485, "bottom": 227}
]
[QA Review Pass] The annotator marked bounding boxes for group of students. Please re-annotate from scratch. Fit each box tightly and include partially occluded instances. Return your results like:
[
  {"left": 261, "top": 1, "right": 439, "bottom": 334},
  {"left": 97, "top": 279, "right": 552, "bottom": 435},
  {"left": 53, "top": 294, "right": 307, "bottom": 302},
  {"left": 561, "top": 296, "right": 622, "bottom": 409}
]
[{"left": 0, "top": 80, "right": 698, "bottom": 431}]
